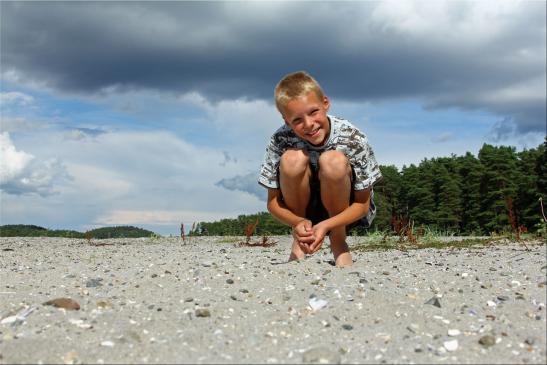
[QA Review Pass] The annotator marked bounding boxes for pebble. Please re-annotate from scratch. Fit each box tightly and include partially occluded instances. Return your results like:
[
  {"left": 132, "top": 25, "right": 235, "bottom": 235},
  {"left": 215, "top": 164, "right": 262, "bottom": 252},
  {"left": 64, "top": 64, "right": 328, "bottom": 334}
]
[
  {"left": 478, "top": 335, "right": 496, "bottom": 348},
  {"left": 302, "top": 347, "right": 341, "bottom": 364},
  {"left": 86, "top": 278, "right": 103, "bottom": 288},
  {"left": 100, "top": 340, "right": 115, "bottom": 347},
  {"left": 447, "top": 329, "right": 461, "bottom": 336},
  {"left": 195, "top": 308, "right": 211, "bottom": 317},
  {"left": 443, "top": 339, "right": 458, "bottom": 352},
  {"left": 425, "top": 296, "right": 441, "bottom": 308},
  {"left": 43, "top": 298, "right": 80, "bottom": 310},
  {"left": 309, "top": 297, "right": 328, "bottom": 311}
]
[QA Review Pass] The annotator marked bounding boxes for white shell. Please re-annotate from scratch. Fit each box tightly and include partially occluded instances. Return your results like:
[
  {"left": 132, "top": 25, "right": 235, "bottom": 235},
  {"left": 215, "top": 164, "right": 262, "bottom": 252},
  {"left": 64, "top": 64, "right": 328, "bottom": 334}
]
[
  {"left": 309, "top": 297, "right": 328, "bottom": 311},
  {"left": 444, "top": 339, "right": 459, "bottom": 352}
]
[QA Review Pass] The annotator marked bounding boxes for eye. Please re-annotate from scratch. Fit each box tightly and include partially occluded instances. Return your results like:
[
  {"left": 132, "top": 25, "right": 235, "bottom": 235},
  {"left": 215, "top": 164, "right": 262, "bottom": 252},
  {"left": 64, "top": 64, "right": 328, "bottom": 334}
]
[{"left": 310, "top": 109, "right": 319, "bottom": 116}]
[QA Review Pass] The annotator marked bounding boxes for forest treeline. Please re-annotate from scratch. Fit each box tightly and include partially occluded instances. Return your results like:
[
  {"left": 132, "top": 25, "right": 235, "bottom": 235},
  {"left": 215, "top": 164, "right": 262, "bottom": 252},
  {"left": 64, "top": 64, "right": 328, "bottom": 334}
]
[
  {"left": 0, "top": 225, "right": 157, "bottom": 238},
  {"left": 195, "top": 141, "right": 546, "bottom": 236}
]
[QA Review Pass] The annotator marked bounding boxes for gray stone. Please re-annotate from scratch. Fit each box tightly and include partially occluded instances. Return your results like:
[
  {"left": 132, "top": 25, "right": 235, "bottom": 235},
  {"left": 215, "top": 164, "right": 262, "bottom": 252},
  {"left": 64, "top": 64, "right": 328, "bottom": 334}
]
[
  {"left": 85, "top": 278, "right": 103, "bottom": 288},
  {"left": 425, "top": 296, "right": 441, "bottom": 308}
]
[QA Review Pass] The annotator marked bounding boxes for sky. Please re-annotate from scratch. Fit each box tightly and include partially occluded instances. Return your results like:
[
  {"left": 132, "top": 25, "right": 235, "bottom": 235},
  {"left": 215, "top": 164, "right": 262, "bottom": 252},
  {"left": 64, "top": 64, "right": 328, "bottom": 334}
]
[{"left": 1, "top": 1, "right": 546, "bottom": 236}]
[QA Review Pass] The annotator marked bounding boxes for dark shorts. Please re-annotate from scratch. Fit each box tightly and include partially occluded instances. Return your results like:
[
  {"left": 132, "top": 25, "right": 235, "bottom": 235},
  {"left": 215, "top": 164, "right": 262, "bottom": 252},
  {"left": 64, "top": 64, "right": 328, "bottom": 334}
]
[{"left": 303, "top": 164, "right": 375, "bottom": 232}]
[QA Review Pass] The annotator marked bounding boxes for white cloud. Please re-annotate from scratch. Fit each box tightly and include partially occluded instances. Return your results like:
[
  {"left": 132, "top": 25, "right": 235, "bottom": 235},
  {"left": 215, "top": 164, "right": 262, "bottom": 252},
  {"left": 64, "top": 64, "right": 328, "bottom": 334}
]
[
  {"left": 0, "top": 132, "right": 34, "bottom": 181},
  {"left": 0, "top": 132, "right": 70, "bottom": 196},
  {"left": 371, "top": 0, "right": 524, "bottom": 43}
]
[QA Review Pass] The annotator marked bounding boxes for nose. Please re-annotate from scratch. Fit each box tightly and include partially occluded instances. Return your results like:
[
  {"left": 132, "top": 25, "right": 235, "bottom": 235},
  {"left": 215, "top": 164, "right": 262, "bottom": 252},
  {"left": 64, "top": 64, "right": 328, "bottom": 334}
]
[{"left": 303, "top": 116, "right": 314, "bottom": 131}]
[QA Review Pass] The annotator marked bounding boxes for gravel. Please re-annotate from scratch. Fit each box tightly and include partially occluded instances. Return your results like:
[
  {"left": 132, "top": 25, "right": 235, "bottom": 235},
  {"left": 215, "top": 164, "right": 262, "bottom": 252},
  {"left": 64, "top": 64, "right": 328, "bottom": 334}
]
[{"left": 0, "top": 236, "right": 545, "bottom": 364}]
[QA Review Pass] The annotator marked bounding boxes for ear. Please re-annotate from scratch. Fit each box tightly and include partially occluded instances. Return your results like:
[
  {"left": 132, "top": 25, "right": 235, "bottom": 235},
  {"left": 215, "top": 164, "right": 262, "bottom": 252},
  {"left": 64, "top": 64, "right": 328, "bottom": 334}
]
[{"left": 323, "top": 96, "right": 330, "bottom": 112}]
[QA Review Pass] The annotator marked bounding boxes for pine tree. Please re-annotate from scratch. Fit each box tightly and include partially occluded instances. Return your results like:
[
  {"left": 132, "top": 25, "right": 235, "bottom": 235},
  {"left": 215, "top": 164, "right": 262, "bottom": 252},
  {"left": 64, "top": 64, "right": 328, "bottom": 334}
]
[
  {"left": 515, "top": 145, "right": 544, "bottom": 229},
  {"left": 431, "top": 160, "right": 462, "bottom": 231},
  {"left": 477, "top": 144, "right": 519, "bottom": 233},
  {"left": 456, "top": 152, "right": 483, "bottom": 234},
  {"left": 373, "top": 165, "right": 402, "bottom": 231},
  {"left": 401, "top": 161, "right": 436, "bottom": 227}
]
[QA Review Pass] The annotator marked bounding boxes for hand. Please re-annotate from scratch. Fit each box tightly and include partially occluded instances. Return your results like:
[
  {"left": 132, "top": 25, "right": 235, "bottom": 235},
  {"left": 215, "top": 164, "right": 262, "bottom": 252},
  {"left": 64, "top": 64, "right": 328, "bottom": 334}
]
[
  {"left": 309, "top": 222, "right": 329, "bottom": 253},
  {"left": 292, "top": 219, "right": 315, "bottom": 254}
]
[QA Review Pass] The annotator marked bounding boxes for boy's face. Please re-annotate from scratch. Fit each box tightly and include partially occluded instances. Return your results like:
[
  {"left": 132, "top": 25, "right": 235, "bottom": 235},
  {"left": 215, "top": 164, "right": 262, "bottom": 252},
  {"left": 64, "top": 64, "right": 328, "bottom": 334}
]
[{"left": 281, "top": 91, "right": 331, "bottom": 146}]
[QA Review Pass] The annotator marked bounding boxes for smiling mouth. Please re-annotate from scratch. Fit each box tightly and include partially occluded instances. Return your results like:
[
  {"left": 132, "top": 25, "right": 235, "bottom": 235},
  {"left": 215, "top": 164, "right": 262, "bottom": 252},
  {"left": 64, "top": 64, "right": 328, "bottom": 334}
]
[{"left": 307, "top": 128, "right": 320, "bottom": 137}]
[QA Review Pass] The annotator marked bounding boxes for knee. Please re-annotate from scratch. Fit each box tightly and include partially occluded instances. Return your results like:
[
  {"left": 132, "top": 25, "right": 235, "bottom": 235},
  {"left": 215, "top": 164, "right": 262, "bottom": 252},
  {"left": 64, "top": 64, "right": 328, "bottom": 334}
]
[
  {"left": 318, "top": 150, "right": 350, "bottom": 181},
  {"left": 280, "top": 149, "right": 310, "bottom": 178}
]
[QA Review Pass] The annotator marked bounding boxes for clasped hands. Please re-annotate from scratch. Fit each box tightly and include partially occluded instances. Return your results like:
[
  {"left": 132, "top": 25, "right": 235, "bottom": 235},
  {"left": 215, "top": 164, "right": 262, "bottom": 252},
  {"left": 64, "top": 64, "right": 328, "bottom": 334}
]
[{"left": 292, "top": 219, "right": 329, "bottom": 254}]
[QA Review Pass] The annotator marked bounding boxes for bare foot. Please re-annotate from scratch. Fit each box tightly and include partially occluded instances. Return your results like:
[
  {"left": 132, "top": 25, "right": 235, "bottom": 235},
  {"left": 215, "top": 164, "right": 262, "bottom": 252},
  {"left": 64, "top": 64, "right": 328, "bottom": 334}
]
[
  {"left": 288, "top": 240, "right": 306, "bottom": 262},
  {"left": 335, "top": 252, "right": 353, "bottom": 267},
  {"left": 288, "top": 252, "right": 305, "bottom": 262}
]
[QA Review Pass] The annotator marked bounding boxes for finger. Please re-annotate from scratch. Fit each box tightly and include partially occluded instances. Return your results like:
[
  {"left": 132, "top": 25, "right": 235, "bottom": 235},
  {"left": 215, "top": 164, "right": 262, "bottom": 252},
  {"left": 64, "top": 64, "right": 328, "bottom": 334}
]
[
  {"left": 298, "top": 241, "right": 312, "bottom": 254},
  {"left": 297, "top": 234, "right": 315, "bottom": 244},
  {"left": 297, "top": 230, "right": 314, "bottom": 238},
  {"left": 310, "top": 239, "right": 322, "bottom": 253}
]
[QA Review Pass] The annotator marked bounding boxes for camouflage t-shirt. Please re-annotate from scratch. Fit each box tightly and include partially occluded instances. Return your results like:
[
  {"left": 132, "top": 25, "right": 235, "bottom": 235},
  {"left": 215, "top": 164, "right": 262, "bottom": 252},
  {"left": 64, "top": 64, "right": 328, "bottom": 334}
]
[{"left": 258, "top": 115, "right": 382, "bottom": 190}]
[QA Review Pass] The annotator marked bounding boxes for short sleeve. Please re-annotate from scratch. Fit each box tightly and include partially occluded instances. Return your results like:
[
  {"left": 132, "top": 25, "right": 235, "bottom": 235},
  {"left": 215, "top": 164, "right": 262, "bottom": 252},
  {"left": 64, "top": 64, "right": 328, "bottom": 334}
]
[
  {"left": 258, "top": 135, "right": 283, "bottom": 189},
  {"left": 341, "top": 128, "right": 382, "bottom": 190}
]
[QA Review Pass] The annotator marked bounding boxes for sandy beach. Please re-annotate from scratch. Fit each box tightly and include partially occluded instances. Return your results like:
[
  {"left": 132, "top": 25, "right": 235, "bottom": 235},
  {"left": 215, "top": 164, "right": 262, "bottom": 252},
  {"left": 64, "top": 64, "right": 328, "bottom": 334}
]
[{"left": 0, "top": 236, "right": 545, "bottom": 364}]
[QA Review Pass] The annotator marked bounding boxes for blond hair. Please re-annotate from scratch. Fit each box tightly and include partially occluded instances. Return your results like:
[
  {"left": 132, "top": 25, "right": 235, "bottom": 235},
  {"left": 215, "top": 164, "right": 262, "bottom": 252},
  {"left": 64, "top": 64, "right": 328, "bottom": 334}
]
[{"left": 274, "top": 71, "right": 325, "bottom": 113}]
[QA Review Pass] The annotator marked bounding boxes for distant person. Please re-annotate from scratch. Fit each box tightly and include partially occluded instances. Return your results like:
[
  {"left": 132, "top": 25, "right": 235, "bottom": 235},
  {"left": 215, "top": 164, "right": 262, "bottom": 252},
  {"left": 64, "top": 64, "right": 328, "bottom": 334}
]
[{"left": 258, "top": 71, "right": 382, "bottom": 267}]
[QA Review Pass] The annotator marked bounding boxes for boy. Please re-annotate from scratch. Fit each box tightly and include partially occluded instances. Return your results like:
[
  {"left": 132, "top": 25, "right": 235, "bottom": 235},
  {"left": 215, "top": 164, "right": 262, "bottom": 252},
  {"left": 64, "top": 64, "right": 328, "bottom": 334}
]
[{"left": 258, "top": 71, "right": 382, "bottom": 267}]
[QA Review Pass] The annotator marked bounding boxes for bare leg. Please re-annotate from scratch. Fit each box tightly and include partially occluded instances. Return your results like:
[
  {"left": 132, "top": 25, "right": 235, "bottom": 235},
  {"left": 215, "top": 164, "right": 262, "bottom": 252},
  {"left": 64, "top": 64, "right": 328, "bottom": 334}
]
[
  {"left": 279, "top": 149, "right": 311, "bottom": 261},
  {"left": 318, "top": 151, "right": 353, "bottom": 267}
]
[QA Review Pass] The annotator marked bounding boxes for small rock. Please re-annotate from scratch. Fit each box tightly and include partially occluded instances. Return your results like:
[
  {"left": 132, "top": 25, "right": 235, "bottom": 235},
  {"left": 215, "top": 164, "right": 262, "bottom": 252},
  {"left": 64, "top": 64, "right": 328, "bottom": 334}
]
[
  {"left": 96, "top": 300, "right": 112, "bottom": 309},
  {"left": 448, "top": 329, "right": 461, "bottom": 336},
  {"left": 309, "top": 297, "right": 328, "bottom": 311},
  {"left": 43, "top": 298, "right": 80, "bottom": 310},
  {"left": 382, "top": 271, "right": 390, "bottom": 275},
  {"left": 302, "top": 347, "right": 341, "bottom": 364},
  {"left": 85, "top": 278, "right": 103, "bottom": 288},
  {"left": 342, "top": 324, "right": 353, "bottom": 330},
  {"left": 100, "top": 340, "right": 115, "bottom": 347},
  {"left": 524, "top": 337, "right": 535, "bottom": 345},
  {"left": 444, "top": 339, "right": 458, "bottom": 352},
  {"left": 478, "top": 335, "right": 496, "bottom": 348},
  {"left": 195, "top": 308, "right": 210, "bottom": 317},
  {"left": 497, "top": 295, "right": 510, "bottom": 301},
  {"left": 226, "top": 279, "right": 234, "bottom": 284},
  {"left": 425, "top": 296, "right": 441, "bottom": 308}
]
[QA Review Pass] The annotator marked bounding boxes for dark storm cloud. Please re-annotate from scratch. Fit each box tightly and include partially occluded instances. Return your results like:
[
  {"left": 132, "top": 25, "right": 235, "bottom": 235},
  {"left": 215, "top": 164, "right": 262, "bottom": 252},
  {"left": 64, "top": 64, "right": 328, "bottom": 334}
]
[
  {"left": 1, "top": 1, "right": 545, "bottom": 134},
  {"left": 215, "top": 173, "right": 267, "bottom": 202}
]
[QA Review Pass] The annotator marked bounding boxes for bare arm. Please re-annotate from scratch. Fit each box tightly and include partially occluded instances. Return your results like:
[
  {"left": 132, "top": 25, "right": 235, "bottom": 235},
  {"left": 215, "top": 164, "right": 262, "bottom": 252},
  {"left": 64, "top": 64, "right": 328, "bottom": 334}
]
[
  {"left": 266, "top": 188, "right": 315, "bottom": 246},
  {"left": 320, "top": 188, "right": 371, "bottom": 231},
  {"left": 266, "top": 188, "right": 306, "bottom": 227}
]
